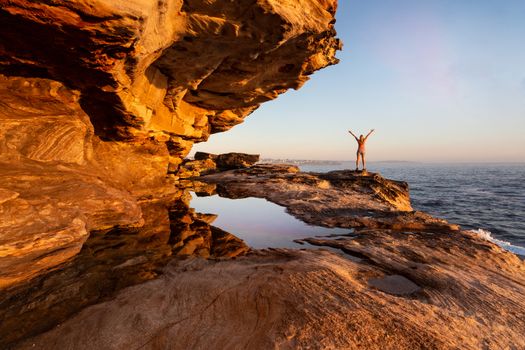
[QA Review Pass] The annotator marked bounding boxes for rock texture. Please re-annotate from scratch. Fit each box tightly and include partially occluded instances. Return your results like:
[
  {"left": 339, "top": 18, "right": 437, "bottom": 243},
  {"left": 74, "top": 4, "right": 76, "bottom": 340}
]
[
  {"left": 3, "top": 2, "right": 525, "bottom": 349},
  {"left": 199, "top": 164, "right": 457, "bottom": 231},
  {"left": 0, "top": 0, "right": 340, "bottom": 146},
  {"left": 0, "top": 195, "right": 248, "bottom": 347},
  {"left": 0, "top": 159, "right": 142, "bottom": 288},
  {"left": 4, "top": 164, "right": 525, "bottom": 349},
  {"left": 177, "top": 152, "right": 260, "bottom": 178},
  {"left": 194, "top": 151, "right": 260, "bottom": 170},
  {"left": 215, "top": 152, "right": 260, "bottom": 169},
  {"left": 0, "top": 0, "right": 340, "bottom": 290},
  {"left": 17, "top": 246, "right": 525, "bottom": 350},
  {"left": 0, "top": 74, "right": 176, "bottom": 288}
]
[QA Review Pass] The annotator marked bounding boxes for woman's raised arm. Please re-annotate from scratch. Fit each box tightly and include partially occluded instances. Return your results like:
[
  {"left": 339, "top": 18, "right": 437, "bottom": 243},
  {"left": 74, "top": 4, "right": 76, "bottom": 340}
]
[{"left": 348, "top": 130, "right": 358, "bottom": 140}]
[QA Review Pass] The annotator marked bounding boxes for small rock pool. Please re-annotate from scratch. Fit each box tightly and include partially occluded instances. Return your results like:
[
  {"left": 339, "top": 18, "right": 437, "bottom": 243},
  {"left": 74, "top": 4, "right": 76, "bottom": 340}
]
[{"left": 190, "top": 194, "right": 351, "bottom": 248}]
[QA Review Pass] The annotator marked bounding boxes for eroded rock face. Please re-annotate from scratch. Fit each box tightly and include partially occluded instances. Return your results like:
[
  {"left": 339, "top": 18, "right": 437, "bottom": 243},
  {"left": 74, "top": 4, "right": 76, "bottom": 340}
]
[
  {"left": 0, "top": 76, "right": 174, "bottom": 288},
  {"left": 0, "top": 0, "right": 340, "bottom": 146},
  {"left": 8, "top": 3, "right": 523, "bottom": 349},
  {"left": 4, "top": 164, "right": 524, "bottom": 349},
  {"left": 0, "top": 1, "right": 340, "bottom": 290},
  {"left": 216, "top": 152, "right": 260, "bottom": 170}
]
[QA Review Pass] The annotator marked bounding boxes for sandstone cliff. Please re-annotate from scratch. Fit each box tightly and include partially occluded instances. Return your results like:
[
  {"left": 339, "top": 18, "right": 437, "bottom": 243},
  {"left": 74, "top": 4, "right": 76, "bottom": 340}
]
[
  {"left": 1, "top": 0, "right": 340, "bottom": 148},
  {"left": 3, "top": 2, "right": 524, "bottom": 350},
  {"left": 0, "top": 0, "right": 340, "bottom": 288}
]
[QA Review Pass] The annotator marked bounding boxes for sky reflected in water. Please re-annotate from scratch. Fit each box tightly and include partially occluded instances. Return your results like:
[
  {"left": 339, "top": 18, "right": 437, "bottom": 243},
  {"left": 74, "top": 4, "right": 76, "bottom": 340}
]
[{"left": 190, "top": 194, "right": 350, "bottom": 248}]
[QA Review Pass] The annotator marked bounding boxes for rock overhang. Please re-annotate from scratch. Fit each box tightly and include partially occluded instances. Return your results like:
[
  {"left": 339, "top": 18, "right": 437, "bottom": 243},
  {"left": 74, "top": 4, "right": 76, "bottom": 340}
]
[
  {"left": 0, "top": 0, "right": 341, "bottom": 292},
  {"left": 0, "top": 0, "right": 341, "bottom": 149}
]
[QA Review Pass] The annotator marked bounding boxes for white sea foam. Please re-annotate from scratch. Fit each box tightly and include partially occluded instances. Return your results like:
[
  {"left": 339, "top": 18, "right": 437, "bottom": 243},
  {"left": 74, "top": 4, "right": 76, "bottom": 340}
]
[{"left": 471, "top": 228, "right": 525, "bottom": 256}]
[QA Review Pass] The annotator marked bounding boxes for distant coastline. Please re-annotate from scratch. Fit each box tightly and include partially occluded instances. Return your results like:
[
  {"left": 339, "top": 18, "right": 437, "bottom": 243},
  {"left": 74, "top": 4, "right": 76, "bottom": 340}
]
[
  {"left": 260, "top": 159, "right": 342, "bottom": 166},
  {"left": 259, "top": 159, "right": 525, "bottom": 165},
  {"left": 260, "top": 159, "right": 420, "bottom": 165}
]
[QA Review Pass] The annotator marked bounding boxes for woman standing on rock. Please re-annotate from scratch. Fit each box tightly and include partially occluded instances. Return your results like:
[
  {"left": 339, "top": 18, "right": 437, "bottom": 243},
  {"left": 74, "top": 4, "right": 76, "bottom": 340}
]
[{"left": 348, "top": 129, "right": 374, "bottom": 171}]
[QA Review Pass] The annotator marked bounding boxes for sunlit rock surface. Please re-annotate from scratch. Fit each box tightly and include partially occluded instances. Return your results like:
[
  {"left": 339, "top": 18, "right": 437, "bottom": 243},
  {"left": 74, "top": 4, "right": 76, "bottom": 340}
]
[
  {"left": 178, "top": 152, "right": 260, "bottom": 178},
  {"left": 199, "top": 164, "right": 457, "bottom": 231},
  {"left": 2, "top": 1, "right": 525, "bottom": 349},
  {"left": 0, "top": 0, "right": 340, "bottom": 291},
  {"left": 204, "top": 152, "right": 260, "bottom": 170},
  {"left": 0, "top": 0, "right": 340, "bottom": 144},
  {"left": 12, "top": 164, "right": 525, "bottom": 349},
  {"left": 16, "top": 247, "right": 525, "bottom": 350}
]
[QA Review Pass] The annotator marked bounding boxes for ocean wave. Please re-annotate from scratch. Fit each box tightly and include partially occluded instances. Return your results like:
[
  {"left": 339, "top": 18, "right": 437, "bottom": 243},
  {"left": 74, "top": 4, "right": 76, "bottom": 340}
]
[{"left": 471, "top": 228, "right": 525, "bottom": 256}]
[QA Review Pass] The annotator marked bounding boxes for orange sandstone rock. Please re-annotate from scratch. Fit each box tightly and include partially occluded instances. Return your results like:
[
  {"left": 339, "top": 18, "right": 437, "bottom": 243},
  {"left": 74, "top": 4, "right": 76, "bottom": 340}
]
[{"left": 0, "top": 0, "right": 340, "bottom": 289}]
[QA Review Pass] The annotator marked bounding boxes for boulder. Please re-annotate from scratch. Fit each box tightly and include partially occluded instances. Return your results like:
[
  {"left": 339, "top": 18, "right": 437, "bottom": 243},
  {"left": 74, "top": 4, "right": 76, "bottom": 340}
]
[
  {"left": 216, "top": 153, "right": 260, "bottom": 170},
  {"left": 194, "top": 152, "right": 218, "bottom": 161},
  {"left": 179, "top": 152, "right": 260, "bottom": 177},
  {"left": 177, "top": 159, "right": 217, "bottom": 178}
]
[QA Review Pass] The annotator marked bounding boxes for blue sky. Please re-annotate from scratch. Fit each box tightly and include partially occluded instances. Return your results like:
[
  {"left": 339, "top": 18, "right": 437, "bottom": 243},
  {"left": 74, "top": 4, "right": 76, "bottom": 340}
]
[{"left": 193, "top": 0, "right": 525, "bottom": 162}]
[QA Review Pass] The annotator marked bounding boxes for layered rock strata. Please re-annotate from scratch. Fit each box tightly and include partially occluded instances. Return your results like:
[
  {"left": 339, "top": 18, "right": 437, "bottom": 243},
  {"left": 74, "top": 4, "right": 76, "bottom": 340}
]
[
  {"left": 0, "top": 0, "right": 340, "bottom": 289},
  {"left": 3, "top": 1, "right": 524, "bottom": 349},
  {"left": 0, "top": 0, "right": 340, "bottom": 145},
  {"left": 201, "top": 152, "right": 260, "bottom": 170},
  {"left": 4, "top": 164, "right": 525, "bottom": 349}
]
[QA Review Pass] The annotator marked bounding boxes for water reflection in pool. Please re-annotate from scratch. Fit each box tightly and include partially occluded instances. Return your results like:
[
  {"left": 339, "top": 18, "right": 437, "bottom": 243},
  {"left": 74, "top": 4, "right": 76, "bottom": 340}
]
[
  {"left": 190, "top": 194, "right": 351, "bottom": 248},
  {"left": 1, "top": 192, "right": 350, "bottom": 347}
]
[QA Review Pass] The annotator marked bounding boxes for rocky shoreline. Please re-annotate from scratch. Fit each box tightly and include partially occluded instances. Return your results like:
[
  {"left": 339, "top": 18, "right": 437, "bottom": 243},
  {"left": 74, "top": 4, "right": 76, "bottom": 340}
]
[
  {"left": 196, "top": 163, "right": 458, "bottom": 231},
  {"left": 5, "top": 164, "right": 524, "bottom": 350},
  {"left": 1, "top": 1, "right": 524, "bottom": 348}
]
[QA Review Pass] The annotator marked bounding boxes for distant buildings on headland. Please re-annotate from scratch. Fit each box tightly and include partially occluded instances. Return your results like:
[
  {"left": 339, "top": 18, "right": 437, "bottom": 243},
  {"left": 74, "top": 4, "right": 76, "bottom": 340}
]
[
  {"left": 260, "top": 159, "right": 418, "bottom": 165},
  {"left": 260, "top": 159, "right": 342, "bottom": 165}
]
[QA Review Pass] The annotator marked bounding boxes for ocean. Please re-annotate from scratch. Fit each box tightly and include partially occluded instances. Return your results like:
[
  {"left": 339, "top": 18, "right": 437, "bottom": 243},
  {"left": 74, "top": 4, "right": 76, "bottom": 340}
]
[{"left": 300, "top": 162, "right": 525, "bottom": 255}]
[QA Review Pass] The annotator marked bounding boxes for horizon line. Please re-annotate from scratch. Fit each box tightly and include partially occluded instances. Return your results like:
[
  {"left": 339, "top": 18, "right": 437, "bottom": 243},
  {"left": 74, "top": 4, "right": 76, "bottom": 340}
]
[{"left": 259, "top": 158, "right": 525, "bottom": 164}]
